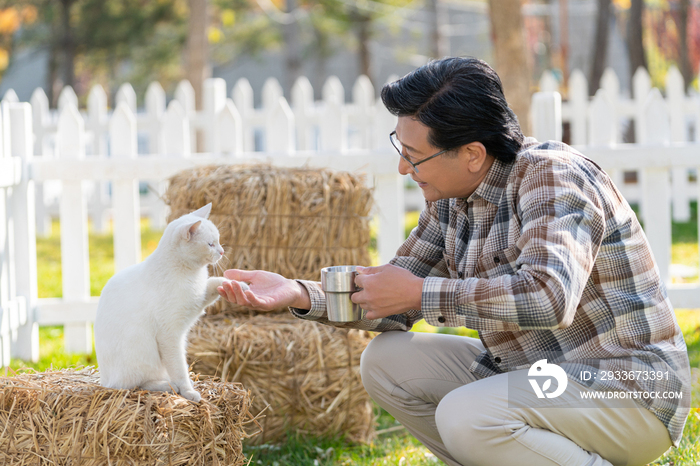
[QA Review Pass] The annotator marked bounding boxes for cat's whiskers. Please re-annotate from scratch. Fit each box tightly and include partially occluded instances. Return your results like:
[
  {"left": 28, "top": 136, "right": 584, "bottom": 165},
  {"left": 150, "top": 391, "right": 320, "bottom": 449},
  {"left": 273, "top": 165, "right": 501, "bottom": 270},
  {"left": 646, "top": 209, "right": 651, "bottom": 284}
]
[
  {"left": 215, "top": 257, "right": 230, "bottom": 276},
  {"left": 213, "top": 243, "right": 227, "bottom": 276}
]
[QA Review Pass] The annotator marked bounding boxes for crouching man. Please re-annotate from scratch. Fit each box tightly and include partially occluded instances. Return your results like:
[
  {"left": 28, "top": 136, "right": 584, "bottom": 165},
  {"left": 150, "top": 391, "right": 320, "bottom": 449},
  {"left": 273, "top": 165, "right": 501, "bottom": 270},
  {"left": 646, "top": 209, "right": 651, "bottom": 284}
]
[{"left": 219, "top": 57, "right": 690, "bottom": 466}]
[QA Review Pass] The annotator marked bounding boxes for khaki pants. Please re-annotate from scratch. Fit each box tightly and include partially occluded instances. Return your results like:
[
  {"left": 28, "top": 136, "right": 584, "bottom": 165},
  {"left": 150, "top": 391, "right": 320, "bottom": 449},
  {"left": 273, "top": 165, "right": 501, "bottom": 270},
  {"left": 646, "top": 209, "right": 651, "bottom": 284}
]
[{"left": 360, "top": 331, "right": 672, "bottom": 466}]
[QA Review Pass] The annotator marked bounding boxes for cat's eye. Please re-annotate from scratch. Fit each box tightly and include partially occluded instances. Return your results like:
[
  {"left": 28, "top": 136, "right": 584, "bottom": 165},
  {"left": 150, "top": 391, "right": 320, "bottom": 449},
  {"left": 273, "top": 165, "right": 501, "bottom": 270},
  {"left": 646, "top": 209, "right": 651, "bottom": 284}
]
[{"left": 208, "top": 242, "right": 214, "bottom": 247}]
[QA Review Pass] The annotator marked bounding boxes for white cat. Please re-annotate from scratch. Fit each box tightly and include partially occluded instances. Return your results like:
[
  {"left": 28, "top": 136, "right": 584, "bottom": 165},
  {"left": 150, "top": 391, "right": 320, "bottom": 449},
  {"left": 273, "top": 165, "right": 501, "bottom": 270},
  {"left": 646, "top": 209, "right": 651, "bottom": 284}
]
[{"left": 95, "top": 203, "right": 230, "bottom": 402}]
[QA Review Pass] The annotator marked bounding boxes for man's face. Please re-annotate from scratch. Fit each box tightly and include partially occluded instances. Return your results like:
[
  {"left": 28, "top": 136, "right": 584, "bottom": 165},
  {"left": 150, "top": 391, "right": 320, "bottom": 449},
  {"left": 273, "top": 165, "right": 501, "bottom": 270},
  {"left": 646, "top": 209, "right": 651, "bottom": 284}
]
[{"left": 393, "top": 116, "right": 493, "bottom": 202}]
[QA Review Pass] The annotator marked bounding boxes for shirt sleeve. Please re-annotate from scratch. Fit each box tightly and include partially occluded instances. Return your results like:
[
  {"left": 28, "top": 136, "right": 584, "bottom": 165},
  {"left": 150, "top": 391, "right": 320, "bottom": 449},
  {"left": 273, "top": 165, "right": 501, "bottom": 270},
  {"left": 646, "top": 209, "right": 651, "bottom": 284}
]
[
  {"left": 421, "top": 157, "right": 606, "bottom": 331},
  {"left": 288, "top": 203, "right": 449, "bottom": 331},
  {"left": 289, "top": 279, "right": 421, "bottom": 332}
]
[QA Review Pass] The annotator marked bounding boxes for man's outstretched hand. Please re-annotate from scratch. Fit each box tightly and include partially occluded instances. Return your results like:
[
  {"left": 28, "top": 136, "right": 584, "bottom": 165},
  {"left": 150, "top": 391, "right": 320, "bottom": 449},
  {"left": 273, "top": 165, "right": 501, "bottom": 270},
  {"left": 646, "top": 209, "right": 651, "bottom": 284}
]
[{"left": 217, "top": 269, "right": 311, "bottom": 311}]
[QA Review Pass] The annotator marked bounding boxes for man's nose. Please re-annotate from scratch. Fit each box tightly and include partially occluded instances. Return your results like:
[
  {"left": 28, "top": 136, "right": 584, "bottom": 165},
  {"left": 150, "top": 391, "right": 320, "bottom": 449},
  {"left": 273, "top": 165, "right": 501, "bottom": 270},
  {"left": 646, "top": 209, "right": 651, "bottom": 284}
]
[{"left": 398, "top": 156, "right": 413, "bottom": 176}]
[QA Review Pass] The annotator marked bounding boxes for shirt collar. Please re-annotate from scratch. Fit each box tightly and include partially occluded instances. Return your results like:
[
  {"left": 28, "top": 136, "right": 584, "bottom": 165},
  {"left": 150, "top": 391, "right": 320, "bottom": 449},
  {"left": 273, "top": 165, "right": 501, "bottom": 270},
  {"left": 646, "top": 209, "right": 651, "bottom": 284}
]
[
  {"left": 462, "top": 155, "right": 514, "bottom": 206},
  {"left": 453, "top": 138, "right": 536, "bottom": 208}
]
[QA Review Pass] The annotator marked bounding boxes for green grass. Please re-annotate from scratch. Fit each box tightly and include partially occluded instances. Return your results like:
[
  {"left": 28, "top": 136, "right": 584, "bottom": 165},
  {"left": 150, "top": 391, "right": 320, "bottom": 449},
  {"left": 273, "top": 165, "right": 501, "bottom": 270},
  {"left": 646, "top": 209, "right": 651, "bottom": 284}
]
[
  {"left": 660, "top": 310, "right": 700, "bottom": 466},
  {"left": 7, "top": 211, "right": 700, "bottom": 465},
  {"left": 244, "top": 410, "right": 440, "bottom": 466},
  {"left": 672, "top": 202, "right": 699, "bottom": 244},
  {"left": 244, "top": 435, "right": 441, "bottom": 465},
  {"left": 35, "top": 219, "right": 164, "bottom": 298},
  {"left": 5, "top": 326, "right": 97, "bottom": 373}
]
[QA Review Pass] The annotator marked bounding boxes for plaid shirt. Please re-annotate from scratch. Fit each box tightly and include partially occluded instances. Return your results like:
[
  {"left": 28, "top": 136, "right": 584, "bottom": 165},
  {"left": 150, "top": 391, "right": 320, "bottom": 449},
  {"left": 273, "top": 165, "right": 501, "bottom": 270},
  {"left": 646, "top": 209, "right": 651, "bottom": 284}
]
[{"left": 291, "top": 138, "right": 691, "bottom": 444}]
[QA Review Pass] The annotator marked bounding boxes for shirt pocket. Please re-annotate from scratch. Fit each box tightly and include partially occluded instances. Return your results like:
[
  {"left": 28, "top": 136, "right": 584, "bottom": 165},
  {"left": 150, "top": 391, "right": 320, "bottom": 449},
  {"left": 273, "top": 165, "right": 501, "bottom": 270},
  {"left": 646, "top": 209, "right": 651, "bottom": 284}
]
[{"left": 475, "top": 245, "right": 521, "bottom": 279}]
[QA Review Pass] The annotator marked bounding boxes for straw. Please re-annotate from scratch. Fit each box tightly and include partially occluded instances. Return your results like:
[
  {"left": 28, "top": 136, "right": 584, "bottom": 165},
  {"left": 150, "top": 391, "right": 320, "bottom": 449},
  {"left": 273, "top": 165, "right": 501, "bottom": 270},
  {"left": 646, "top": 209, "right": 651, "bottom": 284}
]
[
  {"left": 188, "top": 313, "right": 375, "bottom": 445},
  {"left": 0, "top": 367, "right": 260, "bottom": 465},
  {"left": 164, "top": 164, "right": 374, "bottom": 316},
  {"left": 165, "top": 164, "right": 376, "bottom": 444}
]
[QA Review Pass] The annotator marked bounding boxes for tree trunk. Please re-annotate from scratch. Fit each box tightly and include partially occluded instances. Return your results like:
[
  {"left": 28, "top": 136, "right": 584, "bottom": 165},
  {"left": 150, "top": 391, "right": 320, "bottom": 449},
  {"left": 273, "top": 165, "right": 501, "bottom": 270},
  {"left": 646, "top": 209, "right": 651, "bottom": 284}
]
[
  {"left": 627, "top": 0, "right": 647, "bottom": 87},
  {"left": 675, "top": 0, "right": 692, "bottom": 91},
  {"left": 185, "top": 0, "right": 211, "bottom": 110},
  {"left": 312, "top": 25, "right": 330, "bottom": 98},
  {"left": 60, "top": 0, "right": 76, "bottom": 90},
  {"left": 488, "top": 0, "right": 531, "bottom": 135},
  {"left": 47, "top": 44, "right": 59, "bottom": 107},
  {"left": 283, "top": 0, "right": 302, "bottom": 97},
  {"left": 558, "top": 0, "right": 569, "bottom": 81},
  {"left": 355, "top": 13, "right": 372, "bottom": 84},
  {"left": 589, "top": 0, "right": 611, "bottom": 95},
  {"left": 427, "top": 0, "right": 449, "bottom": 59}
]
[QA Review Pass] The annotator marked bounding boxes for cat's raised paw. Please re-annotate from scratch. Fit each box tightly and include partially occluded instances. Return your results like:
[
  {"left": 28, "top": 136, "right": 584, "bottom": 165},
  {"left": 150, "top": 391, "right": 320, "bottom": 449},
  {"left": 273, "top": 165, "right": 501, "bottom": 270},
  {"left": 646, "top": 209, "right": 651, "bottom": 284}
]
[{"left": 221, "top": 279, "right": 250, "bottom": 292}]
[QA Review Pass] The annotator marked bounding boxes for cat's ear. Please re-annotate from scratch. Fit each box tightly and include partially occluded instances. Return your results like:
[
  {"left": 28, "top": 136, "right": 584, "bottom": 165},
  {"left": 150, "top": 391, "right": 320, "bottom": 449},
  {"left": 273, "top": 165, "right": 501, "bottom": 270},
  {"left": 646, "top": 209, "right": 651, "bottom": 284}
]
[
  {"left": 191, "top": 203, "right": 212, "bottom": 219},
  {"left": 185, "top": 220, "right": 202, "bottom": 240}
]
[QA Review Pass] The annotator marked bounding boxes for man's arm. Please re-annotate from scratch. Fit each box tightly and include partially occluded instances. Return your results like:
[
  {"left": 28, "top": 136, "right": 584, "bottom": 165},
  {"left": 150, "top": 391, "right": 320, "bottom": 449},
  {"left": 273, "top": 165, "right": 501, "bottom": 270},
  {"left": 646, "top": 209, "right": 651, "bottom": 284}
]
[
  {"left": 290, "top": 202, "right": 449, "bottom": 331},
  {"left": 289, "top": 279, "right": 421, "bottom": 332}
]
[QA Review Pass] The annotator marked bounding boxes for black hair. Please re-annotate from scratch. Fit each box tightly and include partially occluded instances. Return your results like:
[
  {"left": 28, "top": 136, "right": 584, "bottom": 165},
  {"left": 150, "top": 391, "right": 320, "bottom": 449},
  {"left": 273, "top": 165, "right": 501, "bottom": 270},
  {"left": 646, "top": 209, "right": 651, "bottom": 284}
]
[{"left": 380, "top": 57, "right": 524, "bottom": 164}]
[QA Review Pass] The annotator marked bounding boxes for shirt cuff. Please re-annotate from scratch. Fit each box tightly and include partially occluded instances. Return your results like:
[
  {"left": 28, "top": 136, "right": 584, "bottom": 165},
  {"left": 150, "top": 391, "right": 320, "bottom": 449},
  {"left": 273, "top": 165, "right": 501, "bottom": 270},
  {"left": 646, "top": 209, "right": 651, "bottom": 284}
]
[
  {"left": 288, "top": 279, "right": 327, "bottom": 321},
  {"left": 421, "top": 276, "right": 463, "bottom": 327}
]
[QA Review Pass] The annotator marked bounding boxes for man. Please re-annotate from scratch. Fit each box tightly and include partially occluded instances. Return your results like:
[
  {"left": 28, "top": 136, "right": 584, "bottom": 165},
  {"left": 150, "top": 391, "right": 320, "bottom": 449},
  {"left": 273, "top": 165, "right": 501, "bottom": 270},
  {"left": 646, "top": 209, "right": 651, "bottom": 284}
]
[{"left": 218, "top": 57, "right": 690, "bottom": 466}]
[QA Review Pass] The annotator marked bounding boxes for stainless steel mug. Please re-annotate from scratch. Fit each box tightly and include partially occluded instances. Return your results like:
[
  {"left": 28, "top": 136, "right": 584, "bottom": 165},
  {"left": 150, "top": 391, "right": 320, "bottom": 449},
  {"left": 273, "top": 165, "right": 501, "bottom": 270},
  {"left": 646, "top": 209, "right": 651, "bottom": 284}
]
[{"left": 321, "top": 265, "right": 364, "bottom": 322}]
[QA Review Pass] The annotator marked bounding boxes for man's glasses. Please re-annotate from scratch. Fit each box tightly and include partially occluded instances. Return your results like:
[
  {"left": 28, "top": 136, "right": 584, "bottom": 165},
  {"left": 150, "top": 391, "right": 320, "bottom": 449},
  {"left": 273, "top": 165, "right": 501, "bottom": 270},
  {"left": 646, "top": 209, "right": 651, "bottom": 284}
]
[{"left": 389, "top": 131, "right": 449, "bottom": 173}]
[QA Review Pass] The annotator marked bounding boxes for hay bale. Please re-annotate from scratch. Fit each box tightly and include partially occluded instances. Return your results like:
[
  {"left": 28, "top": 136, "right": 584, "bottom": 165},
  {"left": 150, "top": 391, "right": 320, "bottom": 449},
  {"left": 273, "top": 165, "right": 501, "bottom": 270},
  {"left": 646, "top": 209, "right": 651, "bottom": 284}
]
[
  {"left": 166, "top": 164, "right": 377, "bottom": 444},
  {"left": 164, "top": 164, "right": 374, "bottom": 315},
  {"left": 0, "top": 368, "right": 259, "bottom": 465},
  {"left": 188, "top": 313, "right": 375, "bottom": 445}
]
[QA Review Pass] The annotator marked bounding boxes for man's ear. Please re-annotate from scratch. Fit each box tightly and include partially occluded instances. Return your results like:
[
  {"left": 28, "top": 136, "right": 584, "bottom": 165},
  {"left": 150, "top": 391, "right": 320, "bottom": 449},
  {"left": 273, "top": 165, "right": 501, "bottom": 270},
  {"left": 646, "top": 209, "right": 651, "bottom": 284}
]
[{"left": 463, "top": 142, "right": 488, "bottom": 172}]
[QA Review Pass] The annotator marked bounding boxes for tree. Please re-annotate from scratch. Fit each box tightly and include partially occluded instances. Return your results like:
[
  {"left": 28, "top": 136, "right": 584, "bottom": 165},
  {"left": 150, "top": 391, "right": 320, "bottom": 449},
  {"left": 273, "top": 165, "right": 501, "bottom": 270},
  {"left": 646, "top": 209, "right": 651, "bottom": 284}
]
[
  {"left": 305, "top": 0, "right": 414, "bottom": 87},
  {"left": 488, "top": 0, "right": 532, "bottom": 135},
  {"left": 589, "top": 0, "right": 611, "bottom": 95},
  {"left": 643, "top": 0, "right": 699, "bottom": 91},
  {"left": 307, "top": 7, "right": 345, "bottom": 91},
  {"left": 185, "top": 0, "right": 210, "bottom": 110},
  {"left": 427, "top": 0, "right": 449, "bottom": 59},
  {"left": 208, "top": 0, "right": 280, "bottom": 65},
  {"left": 283, "top": 0, "right": 302, "bottom": 96},
  {"left": 0, "top": 5, "right": 37, "bottom": 80},
  {"left": 59, "top": 0, "right": 76, "bottom": 89},
  {"left": 673, "top": 0, "right": 693, "bottom": 91},
  {"left": 627, "top": 0, "right": 647, "bottom": 85},
  {"left": 7, "top": 0, "right": 184, "bottom": 104},
  {"left": 209, "top": 0, "right": 310, "bottom": 95},
  {"left": 350, "top": 7, "right": 372, "bottom": 81},
  {"left": 210, "top": 0, "right": 414, "bottom": 95},
  {"left": 310, "top": 0, "right": 375, "bottom": 85}
]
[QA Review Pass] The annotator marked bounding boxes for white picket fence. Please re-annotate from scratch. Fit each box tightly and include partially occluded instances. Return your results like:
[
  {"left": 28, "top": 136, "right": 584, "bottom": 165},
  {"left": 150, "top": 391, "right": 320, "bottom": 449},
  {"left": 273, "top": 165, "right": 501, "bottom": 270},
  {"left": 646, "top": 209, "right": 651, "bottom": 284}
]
[
  {"left": 1, "top": 66, "right": 700, "bottom": 364},
  {"left": 2, "top": 74, "right": 393, "bottom": 235},
  {"left": 0, "top": 74, "right": 405, "bottom": 364},
  {"left": 535, "top": 65, "right": 700, "bottom": 222}
]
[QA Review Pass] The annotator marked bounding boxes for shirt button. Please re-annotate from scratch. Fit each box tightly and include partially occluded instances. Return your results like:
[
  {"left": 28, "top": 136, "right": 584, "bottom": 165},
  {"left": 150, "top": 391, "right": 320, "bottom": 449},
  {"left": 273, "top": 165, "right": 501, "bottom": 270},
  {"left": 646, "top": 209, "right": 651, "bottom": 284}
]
[
  {"left": 494, "top": 256, "right": 501, "bottom": 264},
  {"left": 438, "top": 316, "right": 446, "bottom": 323},
  {"left": 458, "top": 271, "right": 464, "bottom": 278},
  {"left": 494, "top": 357, "right": 502, "bottom": 363}
]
